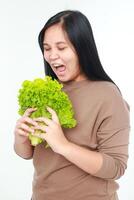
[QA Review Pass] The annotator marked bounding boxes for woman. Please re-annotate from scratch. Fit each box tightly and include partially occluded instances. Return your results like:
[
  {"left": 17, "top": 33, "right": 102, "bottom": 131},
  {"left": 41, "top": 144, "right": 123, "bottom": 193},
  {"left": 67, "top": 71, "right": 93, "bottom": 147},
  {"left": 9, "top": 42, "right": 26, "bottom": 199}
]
[{"left": 14, "top": 10, "right": 130, "bottom": 200}]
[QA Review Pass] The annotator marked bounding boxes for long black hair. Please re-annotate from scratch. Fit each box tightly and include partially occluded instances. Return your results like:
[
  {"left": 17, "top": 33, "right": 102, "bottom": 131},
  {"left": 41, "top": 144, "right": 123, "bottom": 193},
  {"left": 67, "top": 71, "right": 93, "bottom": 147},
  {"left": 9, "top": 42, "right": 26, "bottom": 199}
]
[{"left": 38, "top": 10, "right": 117, "bottom": 86}]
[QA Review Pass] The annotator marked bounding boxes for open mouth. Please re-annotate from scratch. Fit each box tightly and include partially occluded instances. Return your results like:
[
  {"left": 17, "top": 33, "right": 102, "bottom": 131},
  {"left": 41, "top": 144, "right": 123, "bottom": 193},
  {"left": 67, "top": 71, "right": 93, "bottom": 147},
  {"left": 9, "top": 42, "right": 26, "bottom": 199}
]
[
  {"left": 52, "top": 64, "right": 66, "bottom": 74},
  {"left": 56, "top": 65, "right": 66, "bottom": 72}
]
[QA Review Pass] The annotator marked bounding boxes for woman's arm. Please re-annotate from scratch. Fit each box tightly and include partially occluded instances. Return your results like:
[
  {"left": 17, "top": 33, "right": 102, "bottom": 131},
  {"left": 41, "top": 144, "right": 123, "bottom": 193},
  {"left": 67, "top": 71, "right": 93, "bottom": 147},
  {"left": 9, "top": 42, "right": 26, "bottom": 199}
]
[
  {"left": 14, "top": 135, "right": 34, "bottom": 159},
  {"left": 33, "top": 101, "right": 130, "bottom": 180},
  {"left": 59, "top": 141, "right": 103, "bottom": 175},
  {"left": 60, "top": 95, "right": 130, "bottom": 180},
  {"left": 14, "top": 108, "right": 38, "bottom": 159},
  {"left": 33, "top": 107, "right": 103, "bottom": 174}
]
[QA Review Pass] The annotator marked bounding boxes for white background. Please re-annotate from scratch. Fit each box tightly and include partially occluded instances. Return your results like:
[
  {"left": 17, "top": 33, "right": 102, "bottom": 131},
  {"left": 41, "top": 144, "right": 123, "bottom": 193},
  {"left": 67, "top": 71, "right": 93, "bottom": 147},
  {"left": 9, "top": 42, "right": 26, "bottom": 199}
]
[{"left": 0, "top": 0, "right": 134, "bottom": 199}]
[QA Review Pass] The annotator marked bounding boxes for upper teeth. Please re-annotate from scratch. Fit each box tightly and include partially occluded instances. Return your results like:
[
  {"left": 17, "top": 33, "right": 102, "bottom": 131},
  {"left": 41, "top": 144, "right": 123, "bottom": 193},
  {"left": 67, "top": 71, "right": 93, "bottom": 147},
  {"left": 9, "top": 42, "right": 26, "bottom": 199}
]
[{"left": 52, "top": 64, "right": 62, "bottom": 67}]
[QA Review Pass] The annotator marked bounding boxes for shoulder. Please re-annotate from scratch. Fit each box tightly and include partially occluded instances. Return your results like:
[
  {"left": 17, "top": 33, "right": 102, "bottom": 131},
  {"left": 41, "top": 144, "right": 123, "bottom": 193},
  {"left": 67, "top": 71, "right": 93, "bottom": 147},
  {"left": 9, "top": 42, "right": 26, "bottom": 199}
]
[
  {"left": 91, "top": 81, "right": 129, "bottom": 109},
  {"left": 89, "top": 81, "right": 121, "bottom": 101},
  {"left": 91, "top": 81, "right": 130, "bottom": 113},
  {"left": 92, "top": 81, "right": 120, "bottom": 95}
]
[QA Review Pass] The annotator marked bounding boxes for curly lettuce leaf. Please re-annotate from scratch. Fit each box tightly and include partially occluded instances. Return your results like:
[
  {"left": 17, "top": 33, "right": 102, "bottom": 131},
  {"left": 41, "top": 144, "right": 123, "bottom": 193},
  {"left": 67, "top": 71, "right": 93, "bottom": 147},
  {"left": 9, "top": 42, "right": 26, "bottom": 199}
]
[{"left": 18, "top": 76, "right": 77, "bottom": 146}]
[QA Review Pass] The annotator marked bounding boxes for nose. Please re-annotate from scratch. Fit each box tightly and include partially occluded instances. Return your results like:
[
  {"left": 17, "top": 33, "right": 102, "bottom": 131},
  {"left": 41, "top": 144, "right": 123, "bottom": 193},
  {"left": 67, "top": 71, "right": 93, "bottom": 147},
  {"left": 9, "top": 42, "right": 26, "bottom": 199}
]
[{"left": 49, "top": 50, "right": 59, "bottom": 61}]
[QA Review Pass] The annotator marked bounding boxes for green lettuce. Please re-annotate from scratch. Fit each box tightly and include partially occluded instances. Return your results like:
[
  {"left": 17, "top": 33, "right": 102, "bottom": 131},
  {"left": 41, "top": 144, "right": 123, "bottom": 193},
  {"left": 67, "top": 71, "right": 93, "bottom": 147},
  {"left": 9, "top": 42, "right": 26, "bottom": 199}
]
[{"left": 18, "top": 76, "right": 77, "bottom": 146}]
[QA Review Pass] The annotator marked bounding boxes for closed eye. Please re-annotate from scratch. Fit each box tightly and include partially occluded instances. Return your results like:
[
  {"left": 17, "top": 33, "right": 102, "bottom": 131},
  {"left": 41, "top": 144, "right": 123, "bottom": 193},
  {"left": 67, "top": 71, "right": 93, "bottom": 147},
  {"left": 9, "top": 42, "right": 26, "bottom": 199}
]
[
  {"left": 44, "top": 48, "right": 51, "bottom": 51},
  {"left": 58, "top": 47, "right": 67, "bottom": 51}
]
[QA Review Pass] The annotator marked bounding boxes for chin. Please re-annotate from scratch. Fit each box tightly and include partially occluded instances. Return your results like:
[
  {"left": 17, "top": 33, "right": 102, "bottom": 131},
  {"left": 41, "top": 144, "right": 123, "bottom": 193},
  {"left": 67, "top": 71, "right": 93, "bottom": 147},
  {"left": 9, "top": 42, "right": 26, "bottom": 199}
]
[{"left": 57, "top": 75, "right": 71, "bottom": 82}]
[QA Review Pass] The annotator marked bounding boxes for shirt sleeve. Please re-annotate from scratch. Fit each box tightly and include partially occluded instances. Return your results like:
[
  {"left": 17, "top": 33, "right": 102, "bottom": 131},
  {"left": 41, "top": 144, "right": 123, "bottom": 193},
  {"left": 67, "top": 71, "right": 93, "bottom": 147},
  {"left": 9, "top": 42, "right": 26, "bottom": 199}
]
[{"left": 93, "top": 85, "right": 130, "bottom": 180}]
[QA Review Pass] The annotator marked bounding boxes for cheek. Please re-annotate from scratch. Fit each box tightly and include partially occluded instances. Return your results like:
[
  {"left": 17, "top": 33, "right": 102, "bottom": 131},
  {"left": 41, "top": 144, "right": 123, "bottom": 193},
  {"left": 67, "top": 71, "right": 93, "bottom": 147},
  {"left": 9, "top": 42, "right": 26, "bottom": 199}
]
[
  {"left": 44, "top": 52, "right": 49, "bottom": 62},
  {"left": 64, "top": 52, "right": 76, "bottom": 64},
  {"left": 67, "top": 55, "right": 79, "bottom": 69}
]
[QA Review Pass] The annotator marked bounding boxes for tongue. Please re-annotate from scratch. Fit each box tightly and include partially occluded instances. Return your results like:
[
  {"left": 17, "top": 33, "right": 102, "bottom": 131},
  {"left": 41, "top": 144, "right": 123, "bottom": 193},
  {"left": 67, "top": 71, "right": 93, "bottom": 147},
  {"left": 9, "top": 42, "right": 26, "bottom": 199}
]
[{"left": 57, "top": 65, "right": 66, "bottom": 72}]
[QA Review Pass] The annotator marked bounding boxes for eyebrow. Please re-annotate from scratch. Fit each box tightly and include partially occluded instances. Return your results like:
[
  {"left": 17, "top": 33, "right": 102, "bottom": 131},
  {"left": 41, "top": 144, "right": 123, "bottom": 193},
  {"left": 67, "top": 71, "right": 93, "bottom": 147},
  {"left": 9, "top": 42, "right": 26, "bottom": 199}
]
[{"left": 43, "top": 41, "right": 67, "bottom": 46}]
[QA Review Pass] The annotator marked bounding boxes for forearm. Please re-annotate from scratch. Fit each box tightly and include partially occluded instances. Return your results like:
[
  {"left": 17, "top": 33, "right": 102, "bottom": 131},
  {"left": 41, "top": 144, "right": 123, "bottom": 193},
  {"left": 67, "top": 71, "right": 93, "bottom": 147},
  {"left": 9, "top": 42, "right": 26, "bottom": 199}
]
[
  {"left": 60, "top": 142, "right": 103, "bottom": 175},
  {"left": 14, "top": 137, "right": 34, "bottom": 159}
]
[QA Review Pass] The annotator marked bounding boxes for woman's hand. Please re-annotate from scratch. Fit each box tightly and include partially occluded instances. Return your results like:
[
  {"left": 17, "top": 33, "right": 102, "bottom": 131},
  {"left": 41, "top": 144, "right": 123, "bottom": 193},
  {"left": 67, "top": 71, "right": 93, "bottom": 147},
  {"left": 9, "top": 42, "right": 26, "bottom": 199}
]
[
  {"left": 33, "top": 107, "right": 70, "bottom": 154},
  {"left": 14, "top": 108, "right": 39, "bottom": 159},
  {"left": 14, "top": 108, "right": 38, "bottom": 144}
]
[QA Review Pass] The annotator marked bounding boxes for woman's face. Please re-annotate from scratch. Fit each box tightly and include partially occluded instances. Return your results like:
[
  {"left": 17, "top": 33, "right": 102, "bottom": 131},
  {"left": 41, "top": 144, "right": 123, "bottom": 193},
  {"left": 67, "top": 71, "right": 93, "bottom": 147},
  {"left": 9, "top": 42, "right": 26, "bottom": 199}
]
[{"left": 43, "top": 23, "right": 86, "bottom": 82}]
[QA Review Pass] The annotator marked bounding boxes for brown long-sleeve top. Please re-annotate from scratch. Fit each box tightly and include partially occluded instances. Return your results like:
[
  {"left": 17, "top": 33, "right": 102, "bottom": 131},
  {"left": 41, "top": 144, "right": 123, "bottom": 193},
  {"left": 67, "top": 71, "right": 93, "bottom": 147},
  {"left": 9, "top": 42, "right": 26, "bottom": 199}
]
[{"left": 32, "top": 80, "right": 130, "bottom": 200}]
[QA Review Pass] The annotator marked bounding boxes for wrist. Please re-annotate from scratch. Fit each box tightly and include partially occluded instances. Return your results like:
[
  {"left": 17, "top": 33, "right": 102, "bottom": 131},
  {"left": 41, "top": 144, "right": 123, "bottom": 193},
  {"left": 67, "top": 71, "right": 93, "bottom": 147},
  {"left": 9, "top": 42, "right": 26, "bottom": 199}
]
[
  {"left": 58, "top": 140, "right": 72, "bottom": 156},
  {"left": 15, "top": 134, "right": 31, "bottom": 146}
]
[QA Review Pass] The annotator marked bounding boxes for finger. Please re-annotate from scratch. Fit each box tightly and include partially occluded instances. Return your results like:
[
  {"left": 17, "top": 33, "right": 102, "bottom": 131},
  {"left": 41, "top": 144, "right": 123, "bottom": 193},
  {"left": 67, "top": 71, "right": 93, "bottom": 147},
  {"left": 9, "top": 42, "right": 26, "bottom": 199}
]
[
  {"left": 18, "top": 123, "right": 35, "bottom": 133},
  {"left": 23, "top": 108, "right": 37, "bottom": 117},
  {"left": 34, "top": 117, "right": 53, "bottom": 126},
  {"left": 46, "top": 107, "right": 59, "bottom": 123},
  {"left": 17, "top": 129, "right": 29, "bottom": 137},
  {"left": 34, "top": 125, "right": 49, "bottom": 133},
  {"left": 20, "top": 117, "right": 38, "bottom": 126}
]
